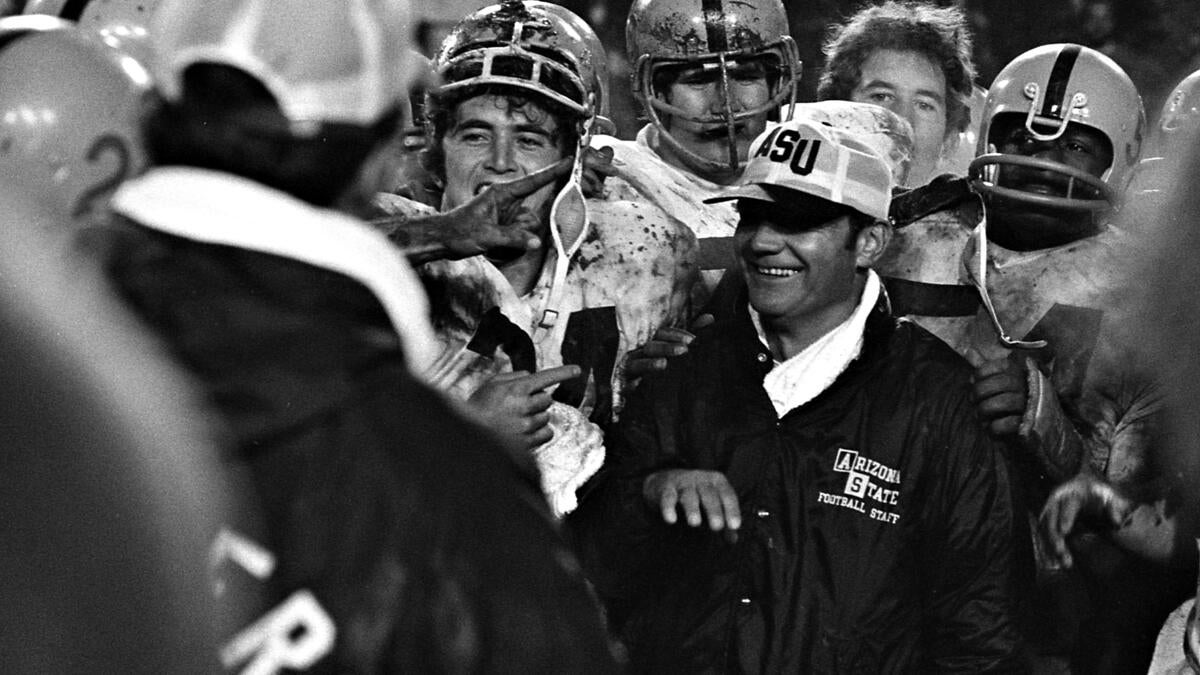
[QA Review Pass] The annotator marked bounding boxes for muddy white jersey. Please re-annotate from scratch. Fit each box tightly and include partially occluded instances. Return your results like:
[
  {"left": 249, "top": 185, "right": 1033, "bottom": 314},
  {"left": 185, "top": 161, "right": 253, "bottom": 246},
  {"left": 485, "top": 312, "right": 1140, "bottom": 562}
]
[
  {"left": 880, "top": 203, "right": 1160, "bottom": 490},
  {"left": 374, "top": 192, "right": 697, "bottom": 424},
  {"left": 591, "top": 125, "right": 738, "bottom": 297}
]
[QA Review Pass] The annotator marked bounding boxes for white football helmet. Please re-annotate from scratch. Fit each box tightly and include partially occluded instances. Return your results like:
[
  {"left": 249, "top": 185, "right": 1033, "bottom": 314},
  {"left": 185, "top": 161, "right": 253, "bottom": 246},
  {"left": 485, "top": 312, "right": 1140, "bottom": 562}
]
[{"left": 971, "top": 43, "right": 1145, "bottom": 215}]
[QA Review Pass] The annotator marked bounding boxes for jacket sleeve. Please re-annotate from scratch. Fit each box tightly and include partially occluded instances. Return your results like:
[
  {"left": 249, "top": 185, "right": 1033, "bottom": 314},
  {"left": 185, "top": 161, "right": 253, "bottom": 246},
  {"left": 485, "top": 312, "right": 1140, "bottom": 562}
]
[
  {"left": 923, "top": 382, "right": 1030, "bottom": 673},
  {"left": 1018, "top": 356, "right": 1085, "bottom": 483},
  {"left": 567, "top": 366, "right": 692, "bottom": 617}
]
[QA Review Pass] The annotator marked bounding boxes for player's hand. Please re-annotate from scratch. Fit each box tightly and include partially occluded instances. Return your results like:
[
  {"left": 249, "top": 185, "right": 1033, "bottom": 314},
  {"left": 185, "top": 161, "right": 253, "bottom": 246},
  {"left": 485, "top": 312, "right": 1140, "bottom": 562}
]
[
  {"left": 580, "top": 146, "right": 615, "bottom": 198},
  {"left": 1038, "top": 474, "right": 1134, "bottom": 569},
  {"left": 468, "top": 365, "right": 582, "bottom": 450},
  {"left": 625, "top": 314, "right": 716, "bottom": 380},
  {"left": 967, "top": 349, "right": 1028, "bottom": 437},
  {"left": 643, "top": 469, "right": 741, "bottom": 536},
  {"left": 440, "top": 157, "right": 573, "bottom": 259}
]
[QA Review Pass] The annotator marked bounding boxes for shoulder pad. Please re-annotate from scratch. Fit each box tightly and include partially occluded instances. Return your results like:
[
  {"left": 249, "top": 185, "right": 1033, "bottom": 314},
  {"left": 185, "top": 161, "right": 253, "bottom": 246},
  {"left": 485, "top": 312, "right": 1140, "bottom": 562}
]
[{"left": 889, "top": 175, "right": 976, "bottom": 228}]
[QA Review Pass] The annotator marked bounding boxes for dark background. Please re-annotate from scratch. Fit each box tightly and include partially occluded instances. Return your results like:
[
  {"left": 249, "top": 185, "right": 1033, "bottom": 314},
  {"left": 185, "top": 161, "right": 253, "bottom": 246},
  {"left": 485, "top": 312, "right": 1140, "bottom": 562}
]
[{"left": 415, "top": 0, "right": 1200, "bottom": 139}]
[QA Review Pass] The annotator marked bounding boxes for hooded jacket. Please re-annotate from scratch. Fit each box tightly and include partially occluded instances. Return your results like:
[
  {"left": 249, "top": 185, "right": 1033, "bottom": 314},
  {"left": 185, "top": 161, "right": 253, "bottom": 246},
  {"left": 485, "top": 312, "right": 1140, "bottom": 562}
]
[{"left": 572, "top": 276, "right": 1027, "bottom": 674}]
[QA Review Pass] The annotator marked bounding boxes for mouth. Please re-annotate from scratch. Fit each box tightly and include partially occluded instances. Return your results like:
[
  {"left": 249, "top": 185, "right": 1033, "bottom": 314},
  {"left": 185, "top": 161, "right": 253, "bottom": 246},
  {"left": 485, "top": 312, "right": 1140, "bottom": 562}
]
[
  {"left": 751, "top": 264, "right": 800, "bottom": 278},
  {"left": 697, "top": 123, "right": 747, "bottom": 141},
  {"left": 473, "top": 182, "right": 493, "bottom": 195},
  {"left": 1016, "top": 181, "right": 1064, "bottom": 196}
]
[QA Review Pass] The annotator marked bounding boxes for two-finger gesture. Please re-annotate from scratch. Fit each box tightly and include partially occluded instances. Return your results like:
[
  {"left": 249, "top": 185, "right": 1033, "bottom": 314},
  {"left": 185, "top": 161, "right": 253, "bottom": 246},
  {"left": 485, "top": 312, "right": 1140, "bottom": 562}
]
[{"left": 443, "top": 158, "right": 575, "bottom": 259}]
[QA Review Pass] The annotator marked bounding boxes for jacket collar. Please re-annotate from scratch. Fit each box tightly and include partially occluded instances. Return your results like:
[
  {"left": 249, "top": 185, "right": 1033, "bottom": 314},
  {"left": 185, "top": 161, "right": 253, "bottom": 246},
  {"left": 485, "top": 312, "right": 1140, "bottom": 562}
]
[{"left": 111, "top": 167, "right": 439, "bottom": 374}]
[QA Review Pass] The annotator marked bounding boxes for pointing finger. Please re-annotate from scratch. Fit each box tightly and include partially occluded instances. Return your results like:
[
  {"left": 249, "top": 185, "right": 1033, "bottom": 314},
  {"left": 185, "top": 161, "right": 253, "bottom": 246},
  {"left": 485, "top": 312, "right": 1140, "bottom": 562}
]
[
  {"left": 522, "top": 365, "right": 583, "bottom": 392},
  {"left": 490, "top": 157, "right": 572, "bottom": 202}
]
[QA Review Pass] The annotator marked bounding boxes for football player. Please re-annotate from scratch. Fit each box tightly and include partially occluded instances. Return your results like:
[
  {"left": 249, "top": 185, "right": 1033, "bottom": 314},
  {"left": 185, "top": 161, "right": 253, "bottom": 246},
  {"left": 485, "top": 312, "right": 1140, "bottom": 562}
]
[
  {"left": 591, "top": 0, "right": 801, "bottom": 292},
  {"left": 878, "top": 43, "right": 1188, "bottom": 672},
  {"left": 377, "top": 0, "right": 696, "bottom": 438}
]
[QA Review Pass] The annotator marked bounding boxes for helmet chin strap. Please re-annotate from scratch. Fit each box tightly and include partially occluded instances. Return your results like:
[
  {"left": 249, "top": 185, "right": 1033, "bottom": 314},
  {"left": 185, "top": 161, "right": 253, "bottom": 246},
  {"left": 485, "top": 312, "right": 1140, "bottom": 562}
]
[
  {"left": 537, "top": 98, "right": 597, "bottom": 331},
  {"left": 967, "top": 207, "right": 1047, "bottom": 350}
]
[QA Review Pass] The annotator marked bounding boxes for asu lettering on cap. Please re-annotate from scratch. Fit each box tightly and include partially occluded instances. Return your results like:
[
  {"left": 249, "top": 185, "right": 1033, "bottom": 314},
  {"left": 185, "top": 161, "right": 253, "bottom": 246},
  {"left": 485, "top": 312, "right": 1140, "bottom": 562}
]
[
  {"left": 752, "top": 126, "right": 822, "bottom": 176},
  {"left": 705, "top": 102, "right": 898, "bottom": 222}
]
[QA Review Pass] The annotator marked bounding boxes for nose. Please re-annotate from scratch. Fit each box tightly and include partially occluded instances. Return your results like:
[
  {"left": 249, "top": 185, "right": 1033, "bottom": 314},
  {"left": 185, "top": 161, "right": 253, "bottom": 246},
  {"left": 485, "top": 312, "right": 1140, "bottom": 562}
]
[
  {"left": 485, "top": 138, "right": 515, "bottom": 174},
  {"left": 891, "top": 98, "right": 916, "bottom": 128},
  {"left": 743, "top": 219, "right": 786, "bottom": 254}
]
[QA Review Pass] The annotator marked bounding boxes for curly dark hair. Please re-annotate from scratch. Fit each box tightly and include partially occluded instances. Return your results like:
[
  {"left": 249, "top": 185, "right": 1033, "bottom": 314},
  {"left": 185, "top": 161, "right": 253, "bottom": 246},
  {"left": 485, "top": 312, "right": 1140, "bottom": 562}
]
[
  {"left": 817, "top": 1, "right": 976, "bottom": 137},
  {"left": 420, "top": 84, "right": 580, "bottom": 185}
]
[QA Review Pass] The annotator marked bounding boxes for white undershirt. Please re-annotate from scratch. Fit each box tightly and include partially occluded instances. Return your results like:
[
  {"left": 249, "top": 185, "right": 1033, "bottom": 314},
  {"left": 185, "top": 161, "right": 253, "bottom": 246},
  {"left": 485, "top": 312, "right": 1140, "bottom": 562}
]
[{"left": 750, "top": 270, "right": 881, "bottom": 418}]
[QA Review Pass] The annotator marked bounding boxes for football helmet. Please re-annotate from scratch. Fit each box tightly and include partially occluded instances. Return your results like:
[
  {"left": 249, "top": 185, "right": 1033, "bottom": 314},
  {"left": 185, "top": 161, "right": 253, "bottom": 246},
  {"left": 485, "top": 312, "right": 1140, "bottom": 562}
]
[
  {"left": 970, "top": 43, "right": 1144, "bottom": 215},
  {"left": 1126, "top": 68, "right": 1200, "bottom": 204},
  {"left": 22, "top": 0, "right": 160, "bottom": 64},
  {"left": 0, "top": 17, "right": 150, "bottom": 222},
  {"left": 626, "top": 0, "right": 801, "bottom": 176},
  {"left": 531, "top": 1, "right": 614, "bottom": 136},
  {"left": 433, "top": 0, "right": 603, "bottom": 135},
  {"left": 151, "top": 0, "right": 415, "bottom": 135}
]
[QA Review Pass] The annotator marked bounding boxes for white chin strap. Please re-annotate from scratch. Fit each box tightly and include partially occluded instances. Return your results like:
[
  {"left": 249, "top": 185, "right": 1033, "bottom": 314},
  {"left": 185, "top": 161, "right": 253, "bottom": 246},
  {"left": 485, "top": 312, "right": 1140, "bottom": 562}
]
[
  {"left": 537, "top": 107, "right": 596, "bottom": 331},
  {"left": 968, "top": 212, "right": 1047, "bottom": 350}
]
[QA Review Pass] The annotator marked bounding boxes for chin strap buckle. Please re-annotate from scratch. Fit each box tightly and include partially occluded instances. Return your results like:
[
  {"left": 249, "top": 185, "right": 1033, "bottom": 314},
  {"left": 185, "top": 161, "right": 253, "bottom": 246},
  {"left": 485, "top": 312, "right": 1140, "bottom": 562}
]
[{"left": 539, "top": 309, "right": 560, "bottom": 329}]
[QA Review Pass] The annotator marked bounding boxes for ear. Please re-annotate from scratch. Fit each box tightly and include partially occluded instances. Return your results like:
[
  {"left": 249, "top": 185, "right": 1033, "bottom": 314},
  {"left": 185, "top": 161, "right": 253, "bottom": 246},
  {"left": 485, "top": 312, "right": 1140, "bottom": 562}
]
[{"left": 854, "top": 221, "right": 892, "bottom": 268}]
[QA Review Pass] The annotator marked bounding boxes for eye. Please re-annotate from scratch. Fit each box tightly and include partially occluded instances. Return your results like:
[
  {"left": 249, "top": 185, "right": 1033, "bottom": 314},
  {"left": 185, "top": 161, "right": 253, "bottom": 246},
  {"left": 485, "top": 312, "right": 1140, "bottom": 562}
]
[
  {"left": 867, "top": 91, "right": 894, "bottom": 104},
  {"left": 916, "top": 100, "right": 939, "bottom": 114},
  {"left": 517, "top": 134, "right": 550, "bottom": 150},
  {"left": 456, "top": 130, "right": 489, "bottom": 145},
  {"left": 1063, "top": 139, "right": 1091, "bottom": 154},
  {"left": 1005, "top": 128, "right": 1035, "bottom": 147}
]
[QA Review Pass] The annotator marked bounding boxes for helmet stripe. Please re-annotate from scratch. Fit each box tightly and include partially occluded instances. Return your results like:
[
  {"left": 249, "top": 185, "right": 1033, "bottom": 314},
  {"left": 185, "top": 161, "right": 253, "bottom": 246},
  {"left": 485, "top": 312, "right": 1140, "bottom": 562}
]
[
  {"left": 701, "top": 0, "right": 729, "bottom": 52},
  {"left": 60, "top": 0, "right": 90, "bottom": 21},
  {"left": 1040, "top": 44, "right": 1081, "bottom": 120}
]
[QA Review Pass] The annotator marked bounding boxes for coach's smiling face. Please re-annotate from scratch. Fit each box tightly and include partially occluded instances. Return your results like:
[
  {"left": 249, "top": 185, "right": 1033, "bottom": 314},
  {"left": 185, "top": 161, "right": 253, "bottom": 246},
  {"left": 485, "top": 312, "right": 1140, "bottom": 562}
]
[{"left": 735, "top": 194, "right": 889, "bottom": 354}]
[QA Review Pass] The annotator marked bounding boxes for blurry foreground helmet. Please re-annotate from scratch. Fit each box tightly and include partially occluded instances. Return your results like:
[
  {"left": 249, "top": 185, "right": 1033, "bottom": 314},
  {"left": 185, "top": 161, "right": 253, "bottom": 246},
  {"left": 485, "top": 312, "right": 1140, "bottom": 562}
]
[
  {"left": 0, "top": 180, "right": 238, "bottom": 672},
  {"left": 433, "top": 0, "right": 605, "bottom": 135},
  {"left": 626, "top": 0, "right": 802, "bottom": 175},
  {"left": 151, "top": 0, "right": 415, "bottom": 136},
  {"left": 24, "top": 0, "right": 160, "bottom": 64},
  {"left": 971, "top": 43, "right": 1144, "bottom": 215},
  {"left": 0, "top": 17, "right": 150, "bottom": 222},
  {"left": 1126, "top": 68, "right": 1200, "bottom": 206}
]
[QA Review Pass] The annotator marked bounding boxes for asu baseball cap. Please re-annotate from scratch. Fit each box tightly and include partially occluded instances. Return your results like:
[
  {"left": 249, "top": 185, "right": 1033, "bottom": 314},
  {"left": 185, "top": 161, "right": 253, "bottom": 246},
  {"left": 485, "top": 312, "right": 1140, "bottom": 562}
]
[
  {"left": 706, "top": 102, "right": 902, "bottom": 222},
  {"left": 150, "top": 0, "right": 415, "bottom": 135}
]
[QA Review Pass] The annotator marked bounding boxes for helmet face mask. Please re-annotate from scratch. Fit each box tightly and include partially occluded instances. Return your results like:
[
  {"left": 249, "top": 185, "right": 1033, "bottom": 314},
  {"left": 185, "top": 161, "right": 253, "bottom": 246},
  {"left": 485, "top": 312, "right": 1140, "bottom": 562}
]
[
  {"left": 626, "top": 0, "right": 801, "bottom": 179},
  {"left": 970, "top": 43, "right": 1144, "bottom": 222}
]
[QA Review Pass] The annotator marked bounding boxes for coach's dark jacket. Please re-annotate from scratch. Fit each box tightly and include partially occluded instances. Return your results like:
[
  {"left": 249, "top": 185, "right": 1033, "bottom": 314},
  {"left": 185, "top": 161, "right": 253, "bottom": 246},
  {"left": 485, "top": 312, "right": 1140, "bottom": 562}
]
[
  {"left": 573, "top": 276, "right": 1027, "bottom": 674},
  {"left": 86, "top": 175, "right": 619, "bottom": 674}
]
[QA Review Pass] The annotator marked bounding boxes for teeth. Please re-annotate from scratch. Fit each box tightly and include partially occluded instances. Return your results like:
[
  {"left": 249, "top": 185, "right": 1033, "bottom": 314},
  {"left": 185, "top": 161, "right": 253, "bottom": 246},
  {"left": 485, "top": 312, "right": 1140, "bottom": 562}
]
[{"left": 755, "top": 266, "right": 798, "bottom": 277}]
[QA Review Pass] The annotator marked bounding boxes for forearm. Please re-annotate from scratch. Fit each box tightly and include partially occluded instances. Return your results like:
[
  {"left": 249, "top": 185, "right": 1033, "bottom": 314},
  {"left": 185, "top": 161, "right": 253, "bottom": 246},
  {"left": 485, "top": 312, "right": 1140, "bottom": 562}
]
[
  {"left": 1018, "top": 359, "right": 1085, "bottom": 481},
  {"left": 369, "top": 212, "right": 458, "bottom": 265}
]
